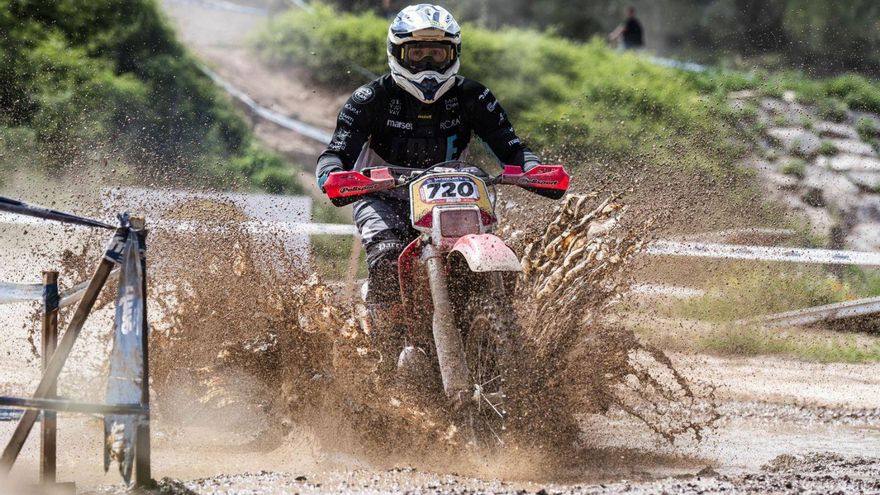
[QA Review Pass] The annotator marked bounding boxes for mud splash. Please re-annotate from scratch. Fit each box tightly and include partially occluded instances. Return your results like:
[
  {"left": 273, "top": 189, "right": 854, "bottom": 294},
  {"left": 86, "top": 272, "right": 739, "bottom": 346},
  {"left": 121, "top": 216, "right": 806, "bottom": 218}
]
[{"left": 141, "top": 192, "right": 716, "bottom": 470}]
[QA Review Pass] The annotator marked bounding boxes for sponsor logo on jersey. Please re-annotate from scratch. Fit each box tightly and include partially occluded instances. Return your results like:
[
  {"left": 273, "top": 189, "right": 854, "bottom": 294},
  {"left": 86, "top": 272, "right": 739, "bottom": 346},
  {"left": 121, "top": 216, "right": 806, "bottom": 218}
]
[
  {"left": 351, "top": 85, "right": 375, "bottom": 104},
  {"left": 444, "top": 97, "right": 459, "bottom": 111},
  {"left": 478, "top": 88, "right": 490, "bottom": 100},
  {"left": 344, "top": 103, "right": 361, "bottom": 114},
  {"left": 440, "top": 117, "right": 461, "bottom": 130},
  {"left": 328, "top": 129, "right": 351, "bottom": 152},
  {"left": 339, "top": 111, "right": 355, "bottom": 126},
  {"left": 487, "top": 100, "right": 498, "bottom": 112},
  {"left": 507, "top": 137, "right": 521, "bottom": 146},
  {"left": 417, "top": 114, "right": 432, "bottom": 120},
  {"left": 386, "top": 119, "right": 414, "bottom": 130},
  {"left": 388, "top": 99, "right": 401, "bottom": 116}
]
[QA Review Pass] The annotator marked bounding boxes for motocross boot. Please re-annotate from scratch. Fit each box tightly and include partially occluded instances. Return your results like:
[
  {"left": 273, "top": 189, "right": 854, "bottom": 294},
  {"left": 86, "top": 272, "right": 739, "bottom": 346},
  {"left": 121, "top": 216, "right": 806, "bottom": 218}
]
[
  {"left": 363, "top": 302, "right": 407, "bottom": 374},
  {"left": 396, "top": 344, "right": 434, "bottom": 392}
]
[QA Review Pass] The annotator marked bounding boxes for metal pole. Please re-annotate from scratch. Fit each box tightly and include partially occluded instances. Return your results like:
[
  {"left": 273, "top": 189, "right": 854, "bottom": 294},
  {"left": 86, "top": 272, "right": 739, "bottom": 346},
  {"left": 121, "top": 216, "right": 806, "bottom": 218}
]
[
  {"left": 40, "top": 271, "right": 59, "bottom": 485},
  {"left": 131, "top": 217, "right": 152, "bottom": 488}
]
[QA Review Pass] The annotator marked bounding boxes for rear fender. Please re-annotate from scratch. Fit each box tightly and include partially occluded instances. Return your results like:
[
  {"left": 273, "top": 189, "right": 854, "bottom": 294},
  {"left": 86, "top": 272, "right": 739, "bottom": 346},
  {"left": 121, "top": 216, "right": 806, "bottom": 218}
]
[{"left": 449, "top": 234, "right": 521, "bottom": 272}]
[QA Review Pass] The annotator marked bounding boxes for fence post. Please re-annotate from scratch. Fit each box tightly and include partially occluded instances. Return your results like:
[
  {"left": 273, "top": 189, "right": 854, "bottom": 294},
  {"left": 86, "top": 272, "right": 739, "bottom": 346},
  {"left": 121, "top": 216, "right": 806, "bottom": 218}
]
[
  {"left": 130, "top": 217, "right": 152, "bottom": 488},
  {"left": 40, "top": 271, "right": 59, "bottom": 485}
]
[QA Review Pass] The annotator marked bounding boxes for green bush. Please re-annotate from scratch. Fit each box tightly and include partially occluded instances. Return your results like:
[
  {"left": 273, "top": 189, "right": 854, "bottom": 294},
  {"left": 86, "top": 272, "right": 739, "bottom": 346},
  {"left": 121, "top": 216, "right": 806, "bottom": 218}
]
[
  {"left": 818, "top": 141, "right": 838, "bottom": 156},
  {"left": 781, "top": 158, "right": 807, "bottom": 178},
  {"left": 257, "top": 4, "right": 740, "bottom": 176},
  {"left": 0, "top": 0, "right": 297, "bottom": 193},
  {"left": 857, "top": 118, "right": 880, "bottom": 141}
]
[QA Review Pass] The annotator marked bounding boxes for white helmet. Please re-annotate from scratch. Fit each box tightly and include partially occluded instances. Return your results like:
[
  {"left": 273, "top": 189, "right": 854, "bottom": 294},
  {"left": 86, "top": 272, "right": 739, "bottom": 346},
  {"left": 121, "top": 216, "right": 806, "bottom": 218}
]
[{"left": 387, "top": 4, "right": 461, "bottom": 104}]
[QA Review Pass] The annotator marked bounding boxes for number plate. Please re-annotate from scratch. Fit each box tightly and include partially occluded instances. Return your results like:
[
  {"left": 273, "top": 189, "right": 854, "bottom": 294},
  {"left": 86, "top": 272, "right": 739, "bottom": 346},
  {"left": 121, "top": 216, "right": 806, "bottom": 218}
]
[{"left": 418, "top": 176, "right": 480, "bottom": 203}]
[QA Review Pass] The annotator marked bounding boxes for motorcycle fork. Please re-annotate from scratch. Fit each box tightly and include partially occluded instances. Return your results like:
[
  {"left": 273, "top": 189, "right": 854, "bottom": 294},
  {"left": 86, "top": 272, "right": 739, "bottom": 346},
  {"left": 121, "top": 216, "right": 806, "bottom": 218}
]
[{"left": 422, "top": 244, "right": 471, "bottom": 399}]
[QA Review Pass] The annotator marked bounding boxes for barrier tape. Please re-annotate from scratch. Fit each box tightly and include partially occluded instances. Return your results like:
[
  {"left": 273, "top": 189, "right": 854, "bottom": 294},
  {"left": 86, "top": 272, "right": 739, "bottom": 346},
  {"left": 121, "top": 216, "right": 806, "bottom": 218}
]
[
  {"left": 646, "top": 240, "right": 880, "bottom": 266},
  {"left": 0, "top": 269, "right": 121, "bottom": 307},
  {"left": 199, "top": 66, "right": 334, "bottom": 145},
  {"left": 0, "top": 282, "right": 43, "bottom": 304}
]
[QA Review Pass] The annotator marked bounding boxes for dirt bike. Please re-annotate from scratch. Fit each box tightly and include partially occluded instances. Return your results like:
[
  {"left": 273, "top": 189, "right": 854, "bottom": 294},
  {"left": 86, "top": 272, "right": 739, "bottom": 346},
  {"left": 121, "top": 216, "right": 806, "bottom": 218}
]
[{"left": 323, "top": 161, "right": 569, "bottom": 448}]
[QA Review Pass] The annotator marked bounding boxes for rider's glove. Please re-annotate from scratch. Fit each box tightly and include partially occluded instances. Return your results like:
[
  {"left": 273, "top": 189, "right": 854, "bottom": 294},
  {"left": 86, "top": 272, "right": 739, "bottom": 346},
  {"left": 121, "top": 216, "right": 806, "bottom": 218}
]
[
  {"left": 316, "top": 155, "right": 344, "bottom": 193},
  {"left": 521, "top": 151, "right": 541, "bottom": 173},
  {"left": 317, "top": 169, "right": 340, "bottom": 193}
]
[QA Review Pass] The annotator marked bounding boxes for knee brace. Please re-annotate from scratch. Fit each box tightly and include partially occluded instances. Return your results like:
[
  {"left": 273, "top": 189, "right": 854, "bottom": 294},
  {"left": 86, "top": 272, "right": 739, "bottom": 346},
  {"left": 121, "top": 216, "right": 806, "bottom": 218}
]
[{"left": 365, "top": 238, "right": 406, "bottom": 305}]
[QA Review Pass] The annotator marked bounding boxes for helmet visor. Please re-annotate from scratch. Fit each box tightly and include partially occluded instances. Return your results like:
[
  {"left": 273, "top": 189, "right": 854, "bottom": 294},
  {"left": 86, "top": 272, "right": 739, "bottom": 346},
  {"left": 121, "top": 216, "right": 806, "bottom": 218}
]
[{"left": 402, "top": 42, "right": 455, "bottom": 72}]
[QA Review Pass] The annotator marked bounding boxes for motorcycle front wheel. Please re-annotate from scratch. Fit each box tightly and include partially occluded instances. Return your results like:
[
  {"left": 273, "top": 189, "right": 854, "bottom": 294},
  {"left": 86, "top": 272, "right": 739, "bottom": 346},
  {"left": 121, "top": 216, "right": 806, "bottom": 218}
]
[{"left": 457, "top": 279, "right": 518, "bottom": 452}]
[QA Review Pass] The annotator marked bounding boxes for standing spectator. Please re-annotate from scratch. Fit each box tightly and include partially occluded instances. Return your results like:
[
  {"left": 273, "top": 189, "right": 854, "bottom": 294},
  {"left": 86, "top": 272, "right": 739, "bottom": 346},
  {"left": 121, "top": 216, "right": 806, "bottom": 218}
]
[{"left": 608, "top": 6, "right": 644, "bottom": 50}]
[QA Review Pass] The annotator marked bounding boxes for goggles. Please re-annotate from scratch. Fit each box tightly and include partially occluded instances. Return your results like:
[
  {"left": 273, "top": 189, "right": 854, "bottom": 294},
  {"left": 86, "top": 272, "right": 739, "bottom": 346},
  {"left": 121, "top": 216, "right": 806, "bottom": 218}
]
[{"left": 401, "top": 42, "right": 455, "bottom": 72}]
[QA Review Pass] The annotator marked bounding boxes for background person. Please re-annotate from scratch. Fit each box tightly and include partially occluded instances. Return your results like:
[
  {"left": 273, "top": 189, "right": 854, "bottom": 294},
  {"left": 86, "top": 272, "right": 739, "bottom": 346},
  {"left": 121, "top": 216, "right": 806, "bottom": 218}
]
[{"left": 608, "top": 6, "right": 644, "bottom": 50}]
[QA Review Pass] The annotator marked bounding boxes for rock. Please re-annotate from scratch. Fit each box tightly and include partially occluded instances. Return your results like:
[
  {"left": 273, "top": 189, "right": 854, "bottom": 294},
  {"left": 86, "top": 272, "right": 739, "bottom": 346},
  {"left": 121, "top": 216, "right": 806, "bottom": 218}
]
[
  {"left": 782, "top": 90, "right": 797, "bottom": 103},
  {"left": 763, "top": 171, "right": 800, "bottom": 190},
  {"left": 854, "top": 195, "right": 880, "bottom": 223},
  {"left": 802, "top": 206, "right": 836, "bottom": 240},
  {"left": 847, "top": 172, "right": 880, "bottom": 191},
  {"left": 846, "top": 223, "right": 880, "bottom": 251},
  {"left": 820, "top": 154, "right": 880, "bottom": 172},
  {"left": 761, "top": 97, "right": 813, "bottom": 123},
  {"left": 727, "top": 98, "right": 750, "bottom": 113},
  {"left": 828, "top": 138, "right": 877, "bottom": 157},
  {"left": 728, "top": 89, "right": 756, "bottom": 100},
  {"left": 766, "top": 127, "right": 821, "bottom": 156},
  {"left": 802, "top": 166, "right": 859, "bottom": 213},
  {"left": 697, "top": 466, "right": 720, "bottom": 478},
  {"left": 814, "top": 121, "right": 859, "bottom": 140}
]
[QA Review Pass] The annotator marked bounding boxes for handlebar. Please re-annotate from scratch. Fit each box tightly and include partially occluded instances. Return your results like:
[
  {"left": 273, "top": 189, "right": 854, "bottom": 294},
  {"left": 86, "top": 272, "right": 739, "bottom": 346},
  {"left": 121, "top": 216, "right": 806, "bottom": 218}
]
[{"left": 323, "top": 164, "right": 569, "bottom": 206}]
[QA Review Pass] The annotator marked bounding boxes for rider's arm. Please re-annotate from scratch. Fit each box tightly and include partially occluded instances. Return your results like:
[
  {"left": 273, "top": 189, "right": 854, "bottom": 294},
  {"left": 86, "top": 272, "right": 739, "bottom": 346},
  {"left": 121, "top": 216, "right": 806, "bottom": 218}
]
[
  {"left": 462, "top": 80, "right": 540, "bottom": 171},
  {"left": 316, "top": 84, "right": 380, "bottom": 186}
]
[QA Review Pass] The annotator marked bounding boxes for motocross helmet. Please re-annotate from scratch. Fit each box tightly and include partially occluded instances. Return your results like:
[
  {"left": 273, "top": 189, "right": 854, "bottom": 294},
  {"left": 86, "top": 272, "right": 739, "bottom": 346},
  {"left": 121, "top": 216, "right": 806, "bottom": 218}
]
[{"left": 387, "top": 4, "right": 461, "bottom": 104}]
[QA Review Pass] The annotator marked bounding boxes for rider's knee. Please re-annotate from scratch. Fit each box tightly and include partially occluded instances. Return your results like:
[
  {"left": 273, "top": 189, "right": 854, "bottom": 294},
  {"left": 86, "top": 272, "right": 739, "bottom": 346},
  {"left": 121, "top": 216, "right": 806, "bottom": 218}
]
[{"left": 365, "top": 237, "right": 406, "bottom": 305}]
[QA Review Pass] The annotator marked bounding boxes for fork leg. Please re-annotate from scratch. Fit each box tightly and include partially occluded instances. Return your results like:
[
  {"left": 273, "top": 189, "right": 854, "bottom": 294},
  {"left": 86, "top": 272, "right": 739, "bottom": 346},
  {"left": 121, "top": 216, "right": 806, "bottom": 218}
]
[{"left": 423, "top": 245, "right": 470, "bottom": 399}]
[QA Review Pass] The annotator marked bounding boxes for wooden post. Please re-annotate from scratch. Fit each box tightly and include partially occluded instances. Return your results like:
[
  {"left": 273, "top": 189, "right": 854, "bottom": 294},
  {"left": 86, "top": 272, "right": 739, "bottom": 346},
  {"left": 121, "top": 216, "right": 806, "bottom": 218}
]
[
  {"left": 130, "top": 217, "right": 153, "bottom": 488},
  {"left": 1, "top": 227, "right": 125, "bottom": 472},
  {"left": 40, "top": 271, "right": 59, "bottom": 484}
]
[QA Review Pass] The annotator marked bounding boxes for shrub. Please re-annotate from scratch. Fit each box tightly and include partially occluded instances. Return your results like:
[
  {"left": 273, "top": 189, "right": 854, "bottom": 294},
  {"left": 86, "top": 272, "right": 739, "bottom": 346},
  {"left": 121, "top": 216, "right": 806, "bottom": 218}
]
[
  {"left": 257, "top": 4, "right": 740, "bottom": 177},
  {"left": 856, "top": 118, "right": 880, "bottom": 141},
  {"left": 781, "top": 158, "right": 807, "bottom": 178},
  {"left": 818, "top": 141, "right": 838, "bottom": 156},
  {"left": 0, "top": 0, "right": 299, "bottom": 193}
]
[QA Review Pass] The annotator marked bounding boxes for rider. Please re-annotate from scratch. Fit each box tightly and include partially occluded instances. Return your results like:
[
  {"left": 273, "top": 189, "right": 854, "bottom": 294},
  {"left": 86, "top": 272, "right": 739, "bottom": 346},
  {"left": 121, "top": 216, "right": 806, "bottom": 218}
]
[{"left": 317, "top": 4, "right": 540, "bottom": 340}]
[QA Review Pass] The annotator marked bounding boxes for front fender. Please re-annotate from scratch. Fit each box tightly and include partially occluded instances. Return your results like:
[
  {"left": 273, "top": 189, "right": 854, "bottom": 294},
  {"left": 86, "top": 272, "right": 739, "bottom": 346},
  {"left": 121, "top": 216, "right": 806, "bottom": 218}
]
[{"left": 449, "top": 234, "right": 522, "bottom": 272}]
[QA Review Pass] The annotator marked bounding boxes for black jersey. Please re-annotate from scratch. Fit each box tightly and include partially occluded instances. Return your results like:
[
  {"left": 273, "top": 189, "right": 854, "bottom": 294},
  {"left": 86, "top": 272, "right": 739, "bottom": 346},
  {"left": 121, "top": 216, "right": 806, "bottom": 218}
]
[{"left": 317, "top": 74, "right": 535, "bottom": 176}]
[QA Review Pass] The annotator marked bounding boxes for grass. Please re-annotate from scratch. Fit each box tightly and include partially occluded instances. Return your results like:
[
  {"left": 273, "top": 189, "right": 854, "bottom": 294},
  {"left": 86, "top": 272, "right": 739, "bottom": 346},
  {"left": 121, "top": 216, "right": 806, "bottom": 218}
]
[
  {"left": 698, "top": 325, "right": 880, "bottom": 363},
  {"left": 674, "top": 268, "right": 851, "bottom": 322},
  {"left": 255, "top": 3, "right": 743, "bottom": 179},
  {"left": 310, "top": 234, "right": 366, "bottom": 280},
  {"left": 856, "top": 117, "right": 880, "bottom": 141},
  {"left": 818, "top": 141, "right": 839, "bottom": 156},
  {"left": 781, "top": 158, "right": 807, "bottom": 178}
]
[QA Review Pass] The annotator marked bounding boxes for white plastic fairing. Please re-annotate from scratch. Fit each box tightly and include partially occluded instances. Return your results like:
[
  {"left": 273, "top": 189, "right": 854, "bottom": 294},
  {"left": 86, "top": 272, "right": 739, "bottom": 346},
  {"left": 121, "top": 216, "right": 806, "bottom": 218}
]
[{"left": 450, "top": 234, "right": 522, "bottom": 272}]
